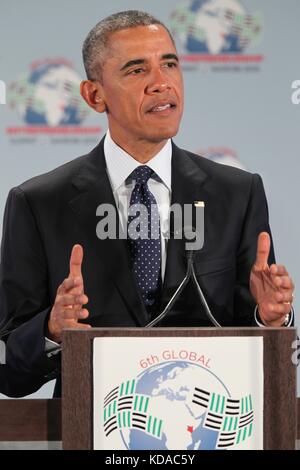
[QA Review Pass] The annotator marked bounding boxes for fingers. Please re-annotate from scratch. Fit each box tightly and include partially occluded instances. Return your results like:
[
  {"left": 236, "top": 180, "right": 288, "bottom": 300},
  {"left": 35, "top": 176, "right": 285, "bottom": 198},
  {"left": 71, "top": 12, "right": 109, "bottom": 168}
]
[
  {"left": 269, "top": 265, "right": 294, "bottom": 291},
  {"left": 69, "top": 244, "right": 83, "bottom": 278},
  {"left": 55, "top": 290, "right": 89, "bottom": 321},
  {"left": 271, "top": 275, "right": 294, "bottom": 290},
  {"left": 269, "top": 264, "right": 288, "bottom": 276},
  {"left": 265, "top": 302, "right": 292, "bottom": 316},
  {"left": 261, "top": 264, "right": 294, "bottom": 291},
  {"left": 57, "top": 277, "right": 83, "bottom": 295},
  {"left": 274, "top": 291, "right": 293, "bottom": 303},
  {"left": 56, "top": 293, "right": 89, "bottom": 308},
  {"left": 48, "top": 303, "right": 90, "bottom": 342},
  {"left": 60, "top": 307, "right": 90, "bottom": 320},
  {"left": 65, "top": 322, "right": 92, "bottom": 331},
  {"left": 254, "top": 232, "right": 270, "bottom": 270},
  {"left": 79, "top": 308, "right": 89, "bottom": 320}
]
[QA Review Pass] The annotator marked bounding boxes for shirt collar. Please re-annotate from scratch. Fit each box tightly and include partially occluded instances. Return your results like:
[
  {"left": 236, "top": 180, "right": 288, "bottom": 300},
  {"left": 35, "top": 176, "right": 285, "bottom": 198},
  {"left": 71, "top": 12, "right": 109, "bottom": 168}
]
[{"left": 104, "top": 129, "right": 172, "bottom": 192}]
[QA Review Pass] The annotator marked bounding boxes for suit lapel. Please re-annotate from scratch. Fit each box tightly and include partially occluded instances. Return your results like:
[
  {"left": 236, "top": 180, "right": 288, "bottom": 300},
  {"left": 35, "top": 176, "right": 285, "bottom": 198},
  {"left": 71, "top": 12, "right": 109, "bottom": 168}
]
[
  {"left": 68, "top": 139, "right": 148, "bottom": 326},
  {"left": 161, "top": 143, "right": 208, "bottom": 307}
]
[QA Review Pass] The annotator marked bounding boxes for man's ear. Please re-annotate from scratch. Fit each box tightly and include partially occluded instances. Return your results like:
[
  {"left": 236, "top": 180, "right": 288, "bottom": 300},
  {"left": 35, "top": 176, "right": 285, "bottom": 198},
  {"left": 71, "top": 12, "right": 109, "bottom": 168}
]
[{"left": 80, "top": 80, "right": 106, "bottom": 113}]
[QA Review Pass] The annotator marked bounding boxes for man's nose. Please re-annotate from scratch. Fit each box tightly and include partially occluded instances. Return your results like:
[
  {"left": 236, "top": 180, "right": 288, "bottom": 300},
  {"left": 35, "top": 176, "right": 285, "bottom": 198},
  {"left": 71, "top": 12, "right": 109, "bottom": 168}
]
[{"left": 146, "top": 68, "right": 171, "bottom": 94}]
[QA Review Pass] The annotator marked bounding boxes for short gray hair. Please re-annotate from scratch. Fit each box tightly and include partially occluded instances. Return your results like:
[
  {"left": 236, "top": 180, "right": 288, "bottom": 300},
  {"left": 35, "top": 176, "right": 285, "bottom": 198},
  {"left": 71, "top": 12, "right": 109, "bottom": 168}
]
[{"left": 82, "top": 10, "right": 175, "bottom": 81}]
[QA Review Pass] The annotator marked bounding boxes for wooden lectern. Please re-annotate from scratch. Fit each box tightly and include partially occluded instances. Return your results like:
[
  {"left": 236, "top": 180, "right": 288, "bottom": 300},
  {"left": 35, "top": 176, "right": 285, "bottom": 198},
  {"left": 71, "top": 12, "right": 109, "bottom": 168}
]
[{"left": 62, "top": 327, "right": 297, "bottom": 450}]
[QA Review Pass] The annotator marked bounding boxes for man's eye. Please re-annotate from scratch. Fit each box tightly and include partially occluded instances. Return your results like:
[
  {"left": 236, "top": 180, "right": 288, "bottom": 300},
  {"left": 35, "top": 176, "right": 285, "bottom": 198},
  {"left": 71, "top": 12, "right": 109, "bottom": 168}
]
[
  {"left": 164, "top": 62, "right": 178, "bottom": 68},
  {"left": 128, "top": 68, "right": 144, "bottom": 75}
]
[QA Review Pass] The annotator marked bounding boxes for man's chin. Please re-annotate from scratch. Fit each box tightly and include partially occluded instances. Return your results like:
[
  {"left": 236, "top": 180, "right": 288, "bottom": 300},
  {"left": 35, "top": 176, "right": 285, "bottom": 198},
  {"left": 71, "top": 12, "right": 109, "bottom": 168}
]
[{"left": 145, "top": 127, "right": 180, "bottom": 143}]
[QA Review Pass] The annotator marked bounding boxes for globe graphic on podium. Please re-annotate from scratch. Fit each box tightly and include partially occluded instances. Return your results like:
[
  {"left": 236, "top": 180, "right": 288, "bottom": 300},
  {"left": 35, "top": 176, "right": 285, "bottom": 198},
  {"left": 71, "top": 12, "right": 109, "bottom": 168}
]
[{"left": 119, "top": 361, "right": 230, "bottom": 450}]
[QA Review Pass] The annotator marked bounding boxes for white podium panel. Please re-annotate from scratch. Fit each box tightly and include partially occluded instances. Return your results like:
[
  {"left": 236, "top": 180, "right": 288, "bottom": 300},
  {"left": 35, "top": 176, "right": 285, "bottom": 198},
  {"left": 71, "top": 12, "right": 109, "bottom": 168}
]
[{"left": 93, "top": 336, "right": 263, "bottom": 450}]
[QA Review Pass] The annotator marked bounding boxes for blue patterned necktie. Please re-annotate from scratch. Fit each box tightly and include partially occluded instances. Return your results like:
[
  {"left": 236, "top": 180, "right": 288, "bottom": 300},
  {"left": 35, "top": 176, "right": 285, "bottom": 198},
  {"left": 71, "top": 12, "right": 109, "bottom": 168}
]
[{"left": 127, "top": 166, "right": 161, "bottom": 312}]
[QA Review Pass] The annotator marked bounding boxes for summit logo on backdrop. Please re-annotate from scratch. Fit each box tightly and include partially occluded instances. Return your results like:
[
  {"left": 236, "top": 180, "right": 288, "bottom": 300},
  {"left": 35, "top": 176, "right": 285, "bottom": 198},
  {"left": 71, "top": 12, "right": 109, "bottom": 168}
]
[
  {"left": 6, "top": 58, "right": 101, "bottom": 140},
  {"left": 101, "top": 358, "right": 254, "bottom": 450},
  {"left": 170, "top": 0, "right": 264, "bottom": 70}
]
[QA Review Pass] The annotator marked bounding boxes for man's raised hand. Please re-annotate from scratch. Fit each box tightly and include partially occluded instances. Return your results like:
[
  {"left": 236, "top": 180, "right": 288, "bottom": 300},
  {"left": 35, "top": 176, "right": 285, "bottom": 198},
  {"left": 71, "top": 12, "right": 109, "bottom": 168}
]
[
  {"left": 47, "top": 244, "right": 90, "bottom": 343},
  {"left": 250, "top": 232, "right": 294, "bottom": 326}
]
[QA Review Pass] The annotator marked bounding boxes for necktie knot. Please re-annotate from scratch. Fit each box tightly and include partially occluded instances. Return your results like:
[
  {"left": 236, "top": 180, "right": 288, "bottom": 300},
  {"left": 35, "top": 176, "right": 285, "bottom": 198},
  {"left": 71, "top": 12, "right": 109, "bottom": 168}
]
[{"left": 130, "top": 166, "right": 154, "bottom": 185}]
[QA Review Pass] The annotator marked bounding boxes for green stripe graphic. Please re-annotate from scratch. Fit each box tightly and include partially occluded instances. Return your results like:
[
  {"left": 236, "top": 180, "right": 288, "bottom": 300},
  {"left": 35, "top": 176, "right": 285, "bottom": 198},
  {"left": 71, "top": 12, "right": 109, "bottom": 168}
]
[
  {"left": 223, "top": 416, "right": 228, "bottom": 431},
  {"left": 210, "top": 393, "right": 215, "bottom": 411},
  {"left": 234, "top": 417, "right": 238, "bottom": 431},
  {"left": 148, "top": 415, "right": 152, "bottom": 433},
  {"left": 139, "top": 396, "right": 144, "bottom": 412},
  {"left": 127, "top": 411, "right": 130, "bottom": 427},
  {"left": 157, "top": 420, "right": 162, "bottom": 438},
  {"left": 153, "top": 417, "right": 157, "bottom": 436},
  {"left": 216, "top": 395, "right": 220, "bottom": 413}
]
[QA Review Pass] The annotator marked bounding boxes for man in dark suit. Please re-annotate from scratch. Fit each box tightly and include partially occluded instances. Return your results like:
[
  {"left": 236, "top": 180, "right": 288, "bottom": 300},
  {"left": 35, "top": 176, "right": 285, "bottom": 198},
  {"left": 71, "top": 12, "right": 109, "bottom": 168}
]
[{"left": 0, "top": 11, "right": 294, "bottom": 397}]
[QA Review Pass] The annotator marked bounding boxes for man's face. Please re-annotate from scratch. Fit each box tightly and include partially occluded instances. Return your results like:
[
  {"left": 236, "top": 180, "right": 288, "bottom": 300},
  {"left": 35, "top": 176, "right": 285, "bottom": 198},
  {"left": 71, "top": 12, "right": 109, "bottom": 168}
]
[{"left": 98, "top": 25, "right": 184, "bottom": 148}]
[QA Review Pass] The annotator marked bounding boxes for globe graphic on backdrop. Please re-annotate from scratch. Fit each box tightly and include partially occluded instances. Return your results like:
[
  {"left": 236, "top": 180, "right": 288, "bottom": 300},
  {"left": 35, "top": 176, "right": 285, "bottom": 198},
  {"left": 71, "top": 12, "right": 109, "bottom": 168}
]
[
  {"left": 8, "top": 61, "right": 89, "bottom": 126},
  {"left": 171, "top": 0, "right": 261, "bottom": 55},
  {"left": 119, "top": 361, "right": 230, "bottom": 450}
]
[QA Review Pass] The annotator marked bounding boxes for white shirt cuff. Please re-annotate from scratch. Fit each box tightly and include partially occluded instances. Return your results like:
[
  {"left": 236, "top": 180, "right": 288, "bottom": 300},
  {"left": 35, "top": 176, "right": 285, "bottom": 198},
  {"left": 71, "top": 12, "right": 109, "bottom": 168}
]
[
  {"left": 254, "top": 305, "right": 294, "bottom": 327},
  {"left": 45, "top": 337, "right": 61, "bottom": 357}
]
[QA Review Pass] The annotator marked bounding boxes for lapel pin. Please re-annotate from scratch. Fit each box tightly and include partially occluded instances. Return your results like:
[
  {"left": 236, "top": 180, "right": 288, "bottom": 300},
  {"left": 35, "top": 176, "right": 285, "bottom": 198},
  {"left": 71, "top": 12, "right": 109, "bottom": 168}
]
[{"left": 194, "top": 201, "right": 205, "bottom": 208}]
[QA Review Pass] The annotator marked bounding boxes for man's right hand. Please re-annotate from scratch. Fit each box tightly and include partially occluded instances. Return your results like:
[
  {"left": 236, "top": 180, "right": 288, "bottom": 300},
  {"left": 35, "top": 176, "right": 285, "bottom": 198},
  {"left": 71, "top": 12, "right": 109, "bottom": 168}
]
[{"left": 47, "top": 244, "right": 91, "bottom": 343}]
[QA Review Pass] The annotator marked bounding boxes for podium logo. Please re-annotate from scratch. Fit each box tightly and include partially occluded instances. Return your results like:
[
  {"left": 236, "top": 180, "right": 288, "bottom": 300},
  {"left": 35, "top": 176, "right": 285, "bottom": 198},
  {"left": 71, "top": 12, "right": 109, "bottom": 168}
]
[
  {"left": 0, "top": 80, "right": 6, "bottom": 104},
  {"left": 101, "top": 361, "right": 254, "bottom": 450}
]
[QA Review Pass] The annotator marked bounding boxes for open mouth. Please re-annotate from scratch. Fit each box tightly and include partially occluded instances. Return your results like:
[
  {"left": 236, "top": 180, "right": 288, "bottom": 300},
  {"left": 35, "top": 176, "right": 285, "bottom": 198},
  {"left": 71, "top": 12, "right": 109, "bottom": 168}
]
[{"left": 147, "top": 103, "right": 177, "bottom": 113}]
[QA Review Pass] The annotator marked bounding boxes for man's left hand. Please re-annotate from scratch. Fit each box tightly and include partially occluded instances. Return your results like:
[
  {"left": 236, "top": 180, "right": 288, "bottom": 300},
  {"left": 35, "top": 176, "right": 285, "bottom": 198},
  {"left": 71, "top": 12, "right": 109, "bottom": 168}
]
[{"left": 250, "top": 232, "right": 294, "bottom": 327}]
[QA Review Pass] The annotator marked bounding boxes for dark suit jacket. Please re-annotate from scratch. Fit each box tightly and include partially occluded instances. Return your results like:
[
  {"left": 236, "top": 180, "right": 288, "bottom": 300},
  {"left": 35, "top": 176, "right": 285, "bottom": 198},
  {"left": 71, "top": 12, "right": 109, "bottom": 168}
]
[{"left": 0, "top": 139, "right": 274, "bottom": 397}]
